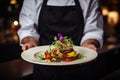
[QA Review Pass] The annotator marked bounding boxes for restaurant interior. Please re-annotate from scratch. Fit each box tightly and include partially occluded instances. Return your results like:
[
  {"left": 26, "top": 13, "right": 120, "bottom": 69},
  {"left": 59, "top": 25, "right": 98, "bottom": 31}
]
[{"left": 0, "top": 0, "right": 120, "bottom": 80}]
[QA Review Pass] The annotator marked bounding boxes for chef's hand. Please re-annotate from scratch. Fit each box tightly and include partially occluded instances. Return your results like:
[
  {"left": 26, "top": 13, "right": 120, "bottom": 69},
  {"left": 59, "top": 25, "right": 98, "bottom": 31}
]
[
  {"left": 81, "top": 39, "right": 100, "bottom": 51},
  {"left": 21, "top": 36, "right": 39, "bottom": 51}
]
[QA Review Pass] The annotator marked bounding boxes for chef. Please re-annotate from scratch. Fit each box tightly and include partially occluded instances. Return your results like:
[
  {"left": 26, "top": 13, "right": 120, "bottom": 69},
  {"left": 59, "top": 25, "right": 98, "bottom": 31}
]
[{"left": 18, "top": 0, "right": 103, "bottom": 80}]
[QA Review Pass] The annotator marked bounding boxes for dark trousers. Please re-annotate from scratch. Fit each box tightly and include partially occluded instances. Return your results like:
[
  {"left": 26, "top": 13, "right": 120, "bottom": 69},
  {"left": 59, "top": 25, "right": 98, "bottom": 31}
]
[{"left": 33, "top": 61, "right": 95, "bottom": 80}]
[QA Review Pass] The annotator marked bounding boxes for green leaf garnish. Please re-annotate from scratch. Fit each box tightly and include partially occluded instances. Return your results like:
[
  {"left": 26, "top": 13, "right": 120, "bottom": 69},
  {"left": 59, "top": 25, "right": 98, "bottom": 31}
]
[
  {"left": 38, "top": 54, "right": 44, "bottom": 60},
  {"left": 54, "top": 36, "right": 57, "bottom": 41}
]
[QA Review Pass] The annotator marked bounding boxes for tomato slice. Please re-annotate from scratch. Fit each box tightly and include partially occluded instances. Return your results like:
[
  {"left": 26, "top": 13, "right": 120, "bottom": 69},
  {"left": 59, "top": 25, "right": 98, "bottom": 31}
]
[{"left": 65, "top": 58, "right": 71, "bottom": 62}]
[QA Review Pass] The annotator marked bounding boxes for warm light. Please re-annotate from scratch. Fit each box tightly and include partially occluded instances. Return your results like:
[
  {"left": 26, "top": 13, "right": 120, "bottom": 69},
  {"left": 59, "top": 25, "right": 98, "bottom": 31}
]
[
  {"left": 10, "top": 0, "right": 17, "bottom": 5},
  {"left": 13, "top": 35, "right": 19, "bottom": 43},
  {"left": 11, "top": 20, "right": 20, "bottom": 31},
  {"left": 108, "top": 11, "right": 119, "bottom": 25},
  {"left": 13, "top": 20, "right": 18, "bottom": 26},
  {"left": 102, "top": 7, "right": 109, "bottom": 16}
]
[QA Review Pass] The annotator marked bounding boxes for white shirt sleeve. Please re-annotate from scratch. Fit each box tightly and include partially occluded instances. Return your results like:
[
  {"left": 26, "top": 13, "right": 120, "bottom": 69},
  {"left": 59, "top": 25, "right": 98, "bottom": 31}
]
[
  {"left": 17, "top": 0, "right": 40, "bottom": 44},
  {"left": 80, "top": 0, "right": 103, "bottom": 48}
]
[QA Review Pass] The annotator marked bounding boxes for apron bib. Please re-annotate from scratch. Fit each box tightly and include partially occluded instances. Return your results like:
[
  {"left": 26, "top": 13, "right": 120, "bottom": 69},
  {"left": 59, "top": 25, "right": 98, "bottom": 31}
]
[{"left": 38, "top": 0, "right": 84, "bottom": 45}]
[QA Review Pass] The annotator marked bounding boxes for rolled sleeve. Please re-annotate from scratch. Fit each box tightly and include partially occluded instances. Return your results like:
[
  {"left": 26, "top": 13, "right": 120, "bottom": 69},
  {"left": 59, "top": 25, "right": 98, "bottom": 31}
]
[
  {"left": 18, "top": 29, "right": 39, "bottom": 45},
  {"left": 80, "top": 31, "right": 103, "bottom": 48}
]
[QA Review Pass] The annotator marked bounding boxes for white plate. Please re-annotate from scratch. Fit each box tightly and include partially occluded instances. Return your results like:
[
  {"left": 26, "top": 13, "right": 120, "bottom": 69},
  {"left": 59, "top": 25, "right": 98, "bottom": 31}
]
[{"left": 21, "top": 45, "right": 97, "bottom": 66}]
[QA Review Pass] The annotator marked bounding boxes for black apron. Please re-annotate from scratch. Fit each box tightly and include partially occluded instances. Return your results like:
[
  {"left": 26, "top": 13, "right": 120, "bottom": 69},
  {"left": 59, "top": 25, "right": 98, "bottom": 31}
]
[
  {"left": 38, "top": 0, "right": 84, "bottom": 45},
  {"left": 33, "top": 0, "right": 93, "bottom": 80}
]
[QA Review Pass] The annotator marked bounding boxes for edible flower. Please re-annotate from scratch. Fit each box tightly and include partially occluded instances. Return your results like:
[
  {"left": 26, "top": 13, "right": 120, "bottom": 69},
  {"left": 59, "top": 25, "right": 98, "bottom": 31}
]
[{"left": 57, "top": 33, "right": 64, "bottom": 42}]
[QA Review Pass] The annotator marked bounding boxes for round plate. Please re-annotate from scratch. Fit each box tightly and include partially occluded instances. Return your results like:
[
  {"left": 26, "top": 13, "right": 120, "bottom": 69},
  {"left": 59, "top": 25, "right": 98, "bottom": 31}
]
[{"left": 21, "top": 45, "right": 97, "bottom": 66}]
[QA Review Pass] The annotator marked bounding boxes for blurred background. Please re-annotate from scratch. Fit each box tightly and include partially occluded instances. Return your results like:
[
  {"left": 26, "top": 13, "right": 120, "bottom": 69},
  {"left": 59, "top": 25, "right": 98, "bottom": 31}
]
[{"left": 0, "top": 0, "right": 120, "bottom": 80}]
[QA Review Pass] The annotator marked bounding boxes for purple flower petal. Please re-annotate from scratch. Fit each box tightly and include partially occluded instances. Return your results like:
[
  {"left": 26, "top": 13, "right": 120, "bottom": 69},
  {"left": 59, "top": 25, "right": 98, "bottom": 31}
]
[
  {"left": 59, "top": 36, "right": 64, "bottom": 41},
  {"left": 57, "top": 33, "right": 62, "bottom": 38},
  {"left": 57, "top": 33, "right": 64, "bottom": 41}
]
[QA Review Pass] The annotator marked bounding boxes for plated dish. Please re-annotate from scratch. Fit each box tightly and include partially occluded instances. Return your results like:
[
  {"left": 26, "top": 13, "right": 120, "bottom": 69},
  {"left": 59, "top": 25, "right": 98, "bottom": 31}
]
[
  {"left": 21, "top": 45, "right": 97, "bottom": 66},
  {"left": 21, "top": 33, "right": 97, "bottom": 66}
]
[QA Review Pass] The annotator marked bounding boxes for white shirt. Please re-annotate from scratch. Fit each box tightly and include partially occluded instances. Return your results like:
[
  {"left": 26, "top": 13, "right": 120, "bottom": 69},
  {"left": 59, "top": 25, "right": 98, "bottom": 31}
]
[{"left": 18, "top": 0, "right": 103, "bottom": 48}]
